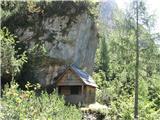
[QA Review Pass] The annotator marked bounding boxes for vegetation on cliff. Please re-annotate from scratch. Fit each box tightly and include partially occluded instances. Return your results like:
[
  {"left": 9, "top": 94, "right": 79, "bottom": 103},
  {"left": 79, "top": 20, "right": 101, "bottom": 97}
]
[{"left": 1, "top": 1, "right": 98, "bottom": 31}]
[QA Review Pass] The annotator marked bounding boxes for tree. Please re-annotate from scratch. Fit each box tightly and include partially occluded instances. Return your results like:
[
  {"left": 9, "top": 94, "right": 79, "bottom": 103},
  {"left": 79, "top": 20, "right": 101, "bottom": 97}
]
[
  {"left": 99, "top": 35, "right": 109, "bottom": 73},
  {"left": 1, "top": 27, "right": 27, "bottom": 86},
  {"left": 94, "top": 0, "right": 160, "bottom": 119}
]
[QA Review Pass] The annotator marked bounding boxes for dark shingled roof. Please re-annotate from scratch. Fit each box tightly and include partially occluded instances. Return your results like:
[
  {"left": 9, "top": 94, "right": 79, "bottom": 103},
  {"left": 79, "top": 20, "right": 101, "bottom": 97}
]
[{"left": 70, "top": 64, "right": 97, "bottom": 87}]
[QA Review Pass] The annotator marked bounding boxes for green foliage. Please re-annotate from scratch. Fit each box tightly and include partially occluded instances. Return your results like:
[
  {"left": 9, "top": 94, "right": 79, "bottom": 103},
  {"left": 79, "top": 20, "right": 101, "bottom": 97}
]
[
  {"left": 148, "top": 75, "right": 160, "bottom": 110},
  {"left": 93, "top": 70, "right": 107, "bottom": 88},
  {"left": 99, "top": 35, "right": 109, "bottom": 73},
  {"left": 18, "top": 42, "right": 48, "bottom": 86},
  {"left": 94, "top": 0, "right": 160, "bottom": 119},
  {"left": 105, "top": 0, "right": 160, "bottom": 94},
  {"left": 94, "top": 34, "right": 109, "bottom": 83},
  {"left": 28, "top": 43, "right": 47, "bottom": 59},
  {"left": 0, "top": 27, "right": 27, "bottom": 79},
  {"left": 95, "top": 74, "right": 160, "bottom": 119},
  {"left": 0, "top": 81, "right": 82, "bottom": 120},
  {"left": 0, "top": 1, "right": 24, "bottom": 22},
  {"left": 106, "top": 95, "right": 160, "bottom": 120}
]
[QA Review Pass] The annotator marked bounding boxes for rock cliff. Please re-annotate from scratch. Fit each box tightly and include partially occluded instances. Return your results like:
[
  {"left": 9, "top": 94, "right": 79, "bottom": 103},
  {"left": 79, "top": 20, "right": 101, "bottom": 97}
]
[{"left": 2, "top": 1, "right": 98, "bottom": 87}]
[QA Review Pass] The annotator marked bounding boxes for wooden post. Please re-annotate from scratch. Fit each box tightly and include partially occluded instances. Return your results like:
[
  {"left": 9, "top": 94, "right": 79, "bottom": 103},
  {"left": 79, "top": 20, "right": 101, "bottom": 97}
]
[
  {"left": 81, "top": 85, "right": 84, "bottom": 105},
  {"left": 81, "top": 85, "right": 84, "bottom": 96}
]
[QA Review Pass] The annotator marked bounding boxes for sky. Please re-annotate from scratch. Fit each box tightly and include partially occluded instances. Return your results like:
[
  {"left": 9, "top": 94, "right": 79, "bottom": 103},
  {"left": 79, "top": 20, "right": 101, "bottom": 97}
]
[{"left": 115, "top": 0, "right": 160, "bottom": 33}]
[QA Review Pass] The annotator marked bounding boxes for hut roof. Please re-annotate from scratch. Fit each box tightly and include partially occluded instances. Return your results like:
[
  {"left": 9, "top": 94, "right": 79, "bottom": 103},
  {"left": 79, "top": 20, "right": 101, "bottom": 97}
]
[{"left": 70, "top": 64, "right": 97, "bottom": 87}]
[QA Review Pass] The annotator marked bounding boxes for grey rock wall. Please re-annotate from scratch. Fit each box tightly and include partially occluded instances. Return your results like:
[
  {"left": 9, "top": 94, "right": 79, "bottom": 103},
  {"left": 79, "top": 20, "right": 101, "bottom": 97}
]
[{"left": 15, "top": 12, "right": 98, "bottom": 87}]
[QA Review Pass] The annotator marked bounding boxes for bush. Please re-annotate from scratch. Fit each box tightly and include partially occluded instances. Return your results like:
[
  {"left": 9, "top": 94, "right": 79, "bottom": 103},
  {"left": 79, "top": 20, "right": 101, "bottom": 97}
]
[{"left": 0, "top": 81, "right": 82, "bottom": 120}]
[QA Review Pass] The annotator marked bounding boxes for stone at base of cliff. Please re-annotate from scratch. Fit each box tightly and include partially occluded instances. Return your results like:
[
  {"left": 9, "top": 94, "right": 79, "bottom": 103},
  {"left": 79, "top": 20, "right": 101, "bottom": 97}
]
[
  {"left": 81, "top": 102, "right": 108, "bottom": 120},
  {"left": 81, "top": 102, "right": 108, "bottom": 111}
]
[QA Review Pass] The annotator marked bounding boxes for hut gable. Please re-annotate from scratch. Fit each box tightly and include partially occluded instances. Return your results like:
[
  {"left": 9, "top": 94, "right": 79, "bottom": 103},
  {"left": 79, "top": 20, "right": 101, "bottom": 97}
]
[{"left": 57, "top": 69, "right": 83, "bottom": 86}]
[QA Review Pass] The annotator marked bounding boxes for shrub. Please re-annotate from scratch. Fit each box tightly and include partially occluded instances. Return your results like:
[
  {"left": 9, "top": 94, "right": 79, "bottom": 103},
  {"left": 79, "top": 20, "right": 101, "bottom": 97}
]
[{"left": 0, "top": 81, "right": 82, "bottom": 120}]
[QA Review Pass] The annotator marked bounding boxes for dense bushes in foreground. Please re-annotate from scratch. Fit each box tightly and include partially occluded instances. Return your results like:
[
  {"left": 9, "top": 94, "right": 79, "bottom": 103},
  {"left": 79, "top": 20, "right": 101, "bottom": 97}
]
[
  {"left": 0, "top": 81, "right": 82, "bottom": 120},
  {"left": 94, "top": 71, "right": 160, "bottom": 120}
]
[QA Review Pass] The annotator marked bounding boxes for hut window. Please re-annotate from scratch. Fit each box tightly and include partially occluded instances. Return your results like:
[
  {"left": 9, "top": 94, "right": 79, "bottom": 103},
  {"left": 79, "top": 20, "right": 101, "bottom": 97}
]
[
  {"left": 58, "top": 86, "right": 70, "bottom": 96},
  {"left": 70, "top": 86, "right": 81, "bottom": 95}
]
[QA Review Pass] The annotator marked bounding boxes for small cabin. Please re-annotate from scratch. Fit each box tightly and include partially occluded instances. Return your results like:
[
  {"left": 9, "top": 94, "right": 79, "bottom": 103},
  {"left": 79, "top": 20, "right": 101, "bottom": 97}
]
[{"left": 56, "top": 65, "right": 97, "bottom": 105}]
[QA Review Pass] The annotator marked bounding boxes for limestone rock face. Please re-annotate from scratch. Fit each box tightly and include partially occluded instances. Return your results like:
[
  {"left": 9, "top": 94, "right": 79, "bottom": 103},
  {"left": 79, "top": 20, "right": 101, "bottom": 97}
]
[{"left": 14, "top": 12, "right": 97, "bottom": 87}]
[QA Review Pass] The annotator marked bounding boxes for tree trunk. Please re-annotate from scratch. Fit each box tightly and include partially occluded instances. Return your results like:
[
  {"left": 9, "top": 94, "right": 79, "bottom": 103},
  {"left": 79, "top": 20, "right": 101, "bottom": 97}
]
[{"left": 134, "top": 0, "right": 139, "bottom": 120}]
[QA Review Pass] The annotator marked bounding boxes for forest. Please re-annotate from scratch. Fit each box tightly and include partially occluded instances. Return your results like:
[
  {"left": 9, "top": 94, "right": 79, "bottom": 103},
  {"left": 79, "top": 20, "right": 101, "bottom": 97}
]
[{"left": 1, "top": 0, "right": 160, "bottom": 120}]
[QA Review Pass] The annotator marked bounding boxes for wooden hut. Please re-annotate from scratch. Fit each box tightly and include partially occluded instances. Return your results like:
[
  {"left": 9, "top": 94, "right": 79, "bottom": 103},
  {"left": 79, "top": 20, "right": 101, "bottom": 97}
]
[{"left": 56, "top": 64, "right": 97, "bottom": 105}]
